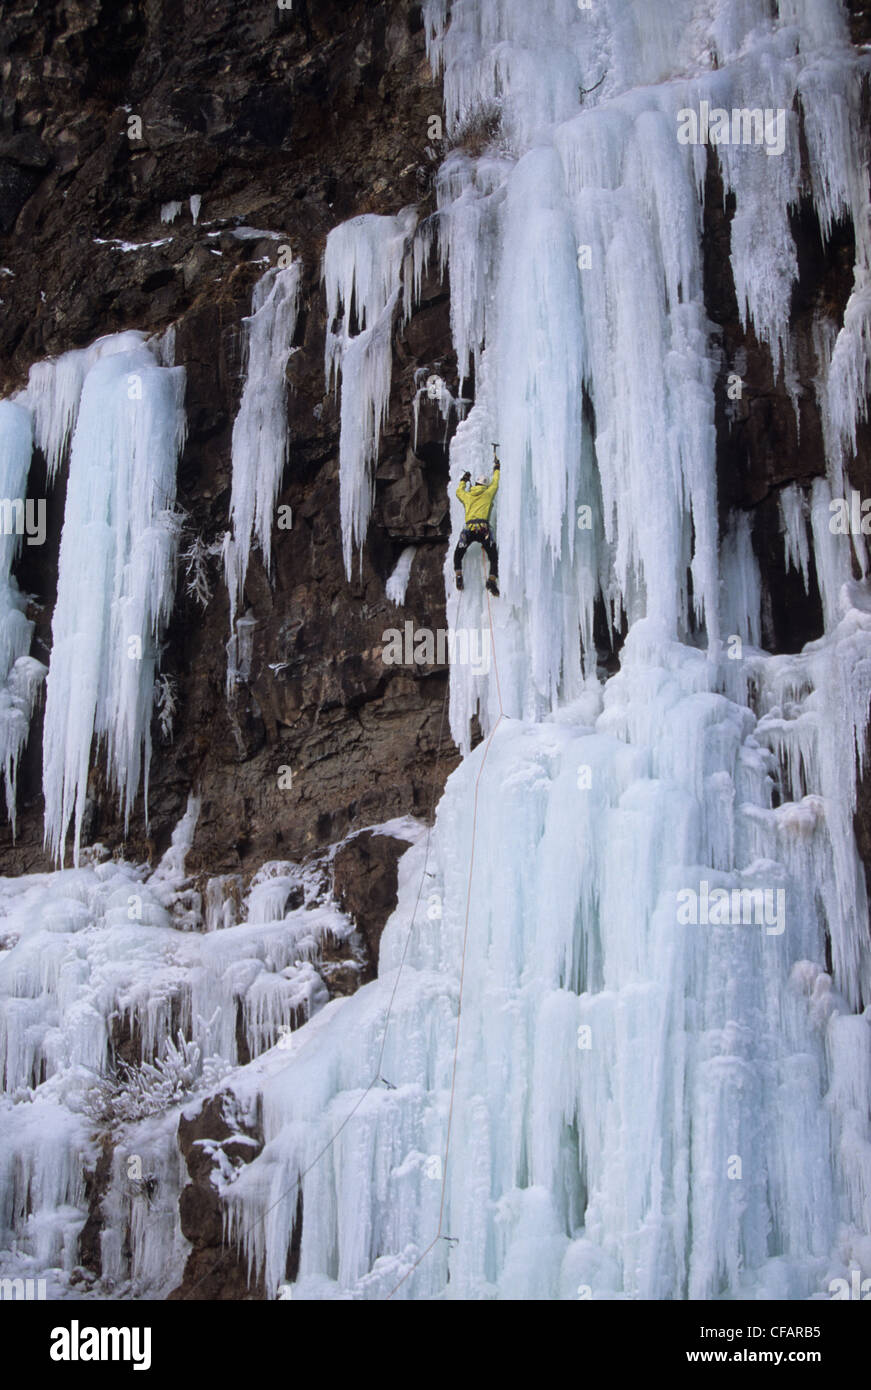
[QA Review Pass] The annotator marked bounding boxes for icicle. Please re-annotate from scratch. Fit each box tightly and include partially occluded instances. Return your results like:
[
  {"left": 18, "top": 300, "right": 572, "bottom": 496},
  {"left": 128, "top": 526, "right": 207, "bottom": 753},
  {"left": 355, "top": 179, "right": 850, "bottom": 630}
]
[
  {"left": 440, "top": 86, "right": 719, "bottom": 740},
  {"left": 412, "top": 368, "right": 467, "bottom": 452},
  {"left": 808, "top": 476, "right": 852, "bottom": 632},
  {"left": 42, "top": 339, "right": 186, "bottom": 865},
  {"left": 779, "top": 485, "right": 811, "bottom": 593},
  {"left": 0, "top": 1093, "right": 94, "bottom": 1273},
  {"left": 99, "top": 1118, "right": 190, "bottom": 1295},
  {"left": 385, "top": 547, "right": 416, "bottom": 606},
  {"left": 324, "top": 213, "right": 413, "bottom": 336},
  {"left": 404, "top": 218, "right": 437, "bottom": 325},
  {"left": 0, "top": 399, "right": 46, "bottom": 831},
  {"left": 225, "top": 609, "right": 257, "bottom": 694},
  {"left": 324, "top": 211, "right": 417, "bottom": 576},
  {"left": 720, "top": 510, "right": 761, "bottom": 649},
  {"left": 0, "top": 658, "right": 46, "bottom": 834},
  {"left": 23, "top": 330, "right": 148, "bottom": 484},
  {"left": 828, "top": 273, "right": 871, "bottom": 460},
  {"left": 435, "top": 153, "right": 507, "bottom": 391},
  {"left": 225, "top": 262, "right": 300, "bottom": 642}
]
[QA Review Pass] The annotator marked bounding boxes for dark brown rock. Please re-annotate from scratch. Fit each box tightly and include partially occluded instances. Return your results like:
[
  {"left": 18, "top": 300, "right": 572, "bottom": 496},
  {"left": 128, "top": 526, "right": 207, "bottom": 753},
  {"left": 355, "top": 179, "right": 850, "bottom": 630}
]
[
  {"left": 170, "top": 1091, "right": 265, "bottom": 1300},
  {"left": 178, "top": 1180, "right": 224, "bottom": 1249},
  {"left": 0, "top": 0, "right": 462, "bottom": 879},
  {"left": 78, "top": 1135, "right": 115, "bottom": 1277},
  {"left": 332, "top": 829, "right": 411, "bottom": 979}
]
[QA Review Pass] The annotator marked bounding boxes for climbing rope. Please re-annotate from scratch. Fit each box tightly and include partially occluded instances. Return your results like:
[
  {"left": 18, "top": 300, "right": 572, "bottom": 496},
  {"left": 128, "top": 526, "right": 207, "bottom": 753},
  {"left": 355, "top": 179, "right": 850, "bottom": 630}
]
[
  {"left": 182, "top": 564, "right": 506, "bottom": 1300},
  {"left": 385, "top": 553, "right": 505, "bottom": 1298}
]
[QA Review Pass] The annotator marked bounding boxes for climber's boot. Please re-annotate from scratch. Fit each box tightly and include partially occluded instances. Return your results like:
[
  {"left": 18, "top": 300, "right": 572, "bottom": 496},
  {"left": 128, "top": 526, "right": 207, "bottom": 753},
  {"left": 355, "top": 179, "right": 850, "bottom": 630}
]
[
  {"left": 455, "top": 569, "right": 464, "bottom": 591},
  {"left": 486, "top": 575, "right": 500, "bottom": 597}
]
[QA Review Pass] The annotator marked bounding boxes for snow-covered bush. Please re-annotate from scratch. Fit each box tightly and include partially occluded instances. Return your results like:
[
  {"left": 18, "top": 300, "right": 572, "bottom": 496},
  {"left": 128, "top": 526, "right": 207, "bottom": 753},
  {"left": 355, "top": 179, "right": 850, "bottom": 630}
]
[{"left": 84, "top": 1024, "right": 231, "bottom": 1126}]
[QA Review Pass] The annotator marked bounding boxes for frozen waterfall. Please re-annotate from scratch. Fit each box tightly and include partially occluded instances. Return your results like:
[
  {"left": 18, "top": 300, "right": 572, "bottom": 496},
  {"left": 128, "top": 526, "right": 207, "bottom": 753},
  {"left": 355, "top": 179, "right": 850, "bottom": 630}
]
[
  {"left": 0, "top": 0, "right": 870, "bottom": 1308},
  {"left": 224, "top": 0, "right": 871, "bottom": 1299}
]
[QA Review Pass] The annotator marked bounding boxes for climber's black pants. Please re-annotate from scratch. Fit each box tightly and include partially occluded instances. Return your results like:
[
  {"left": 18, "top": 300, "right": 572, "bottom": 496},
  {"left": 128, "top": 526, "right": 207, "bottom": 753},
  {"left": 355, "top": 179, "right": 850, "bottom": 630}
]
[{"left": 454, "top": 521, "right": 498, "bottom": 578}]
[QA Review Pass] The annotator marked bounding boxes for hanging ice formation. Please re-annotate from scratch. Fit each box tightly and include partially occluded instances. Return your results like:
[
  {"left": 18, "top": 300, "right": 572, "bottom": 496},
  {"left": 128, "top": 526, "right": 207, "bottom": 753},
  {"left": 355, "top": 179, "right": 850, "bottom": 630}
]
[
  {"left": 0, "top": 335, "right": 161, "bottom": 836},
  {"left": 224, "top": 0, "right": 871, "bottom": 1300},
  {"left": 324, "top": 209, "right": 419, "bottom": 577},
  {"left": 386, "top": 546, "right": 417, "bottom": 606},
  {"left": 36, "top": 333, "right": 187, "bottom": 865},
  {"left": 224, "top": 260, "right": 301, "bottom": 686},
  {"left": 0, "top": 401, "right": 46, "bottom": 832},
  {"left": 412, "top": 366, "right": 469, "bottom": 453}
]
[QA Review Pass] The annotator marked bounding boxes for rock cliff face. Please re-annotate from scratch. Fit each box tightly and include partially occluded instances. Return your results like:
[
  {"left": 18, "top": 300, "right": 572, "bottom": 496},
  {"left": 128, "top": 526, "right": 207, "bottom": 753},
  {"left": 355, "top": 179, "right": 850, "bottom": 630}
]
[
  {"left": 0, "top": 0, "right": 462, "bottom": 885},
  {"left": 0, "top": 0, "right": 869, "bottom": 1298}
]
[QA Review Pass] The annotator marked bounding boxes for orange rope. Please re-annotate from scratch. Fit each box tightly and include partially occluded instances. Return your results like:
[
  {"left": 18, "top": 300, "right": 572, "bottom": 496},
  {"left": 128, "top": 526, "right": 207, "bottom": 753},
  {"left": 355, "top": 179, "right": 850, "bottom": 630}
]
[
  {"left": 386, "top": 551, "right": 505, "bottom": 1298},
  {"left": 184, "top": 552, "right": 506, "bottom": 1302}
]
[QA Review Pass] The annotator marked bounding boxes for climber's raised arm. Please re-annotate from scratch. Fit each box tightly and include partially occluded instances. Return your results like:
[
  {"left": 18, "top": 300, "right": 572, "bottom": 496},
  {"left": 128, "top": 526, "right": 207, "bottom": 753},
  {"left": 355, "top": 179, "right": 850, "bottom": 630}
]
[{"left": 482, "top": 462, "right": 500, "bottom": 504}]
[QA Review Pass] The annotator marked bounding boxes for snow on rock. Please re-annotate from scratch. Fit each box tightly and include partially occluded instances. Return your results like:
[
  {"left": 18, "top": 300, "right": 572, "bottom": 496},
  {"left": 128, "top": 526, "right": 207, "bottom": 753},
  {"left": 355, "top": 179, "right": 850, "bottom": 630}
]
[{"left": 0, "top": 805, "right": 365, "bottom": 1295}]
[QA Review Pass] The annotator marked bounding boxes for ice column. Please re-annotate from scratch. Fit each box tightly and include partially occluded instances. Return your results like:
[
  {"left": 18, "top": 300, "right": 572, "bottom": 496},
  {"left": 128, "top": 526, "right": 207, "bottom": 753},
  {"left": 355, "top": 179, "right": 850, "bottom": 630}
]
[
  {"left": 0, "top": 400, "right": 46, "bottom": 830},
  {"left": 224, "top": 261, "right": 301, "bottom": 659},
  {"left": 42, "top": 339, "right": 186, "bottom": 864},
  {"left": 324, "top": 210, "right": 417, "bottom": 576}
]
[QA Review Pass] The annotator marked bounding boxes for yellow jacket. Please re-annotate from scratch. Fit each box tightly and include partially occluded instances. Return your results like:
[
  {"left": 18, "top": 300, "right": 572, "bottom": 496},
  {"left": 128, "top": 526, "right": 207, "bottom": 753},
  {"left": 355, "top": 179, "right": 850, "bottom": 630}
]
[{"left": 456, "top": 464, "right": 499, "bottom": 523}]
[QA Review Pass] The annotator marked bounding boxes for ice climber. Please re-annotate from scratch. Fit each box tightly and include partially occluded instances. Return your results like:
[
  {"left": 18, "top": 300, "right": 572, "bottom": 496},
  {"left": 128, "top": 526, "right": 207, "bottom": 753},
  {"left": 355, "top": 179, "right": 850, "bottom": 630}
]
[{"left": 454, "top": 449, "right": 500, "bottom": 597}]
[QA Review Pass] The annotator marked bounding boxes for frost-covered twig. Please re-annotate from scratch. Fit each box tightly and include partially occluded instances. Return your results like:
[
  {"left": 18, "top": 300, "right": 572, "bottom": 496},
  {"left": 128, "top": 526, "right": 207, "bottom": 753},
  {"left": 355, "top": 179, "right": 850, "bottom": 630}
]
[
  {"left": 180, "top": 534, "right": 215, "bottom": 609},
  {"left": 154, "top": 673, "right": 178, "bottom": 744}
]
